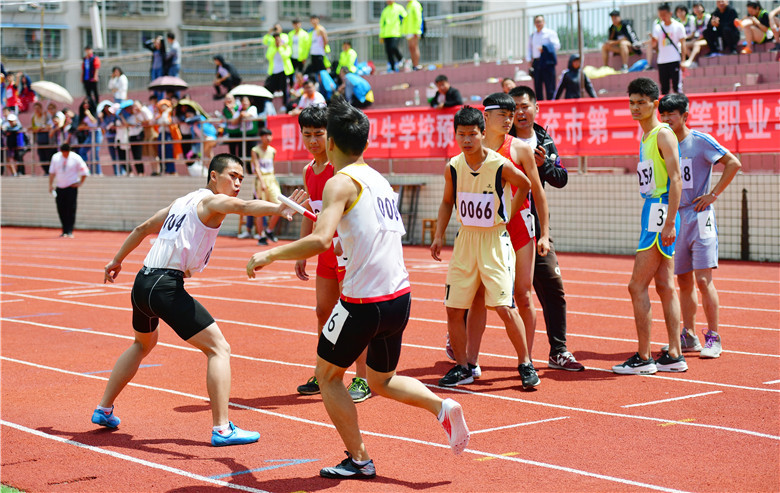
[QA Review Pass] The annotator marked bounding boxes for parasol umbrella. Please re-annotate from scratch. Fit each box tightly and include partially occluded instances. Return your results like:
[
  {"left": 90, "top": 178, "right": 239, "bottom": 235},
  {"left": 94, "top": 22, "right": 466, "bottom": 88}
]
[
  {"left": 175, "top": 98, "right": 208, "bottom": 118},
  {"left": 227, "top": 84, "right": 274, "bottom": 99},
  {"left": 30, "top": 81, "right": 73, "bottom": 105},
  {"left": 97, "top": 100, "right": 117, "bottom": 114},
  {"left": 148, "top": 76, "right": 189, "bottom": 92}
]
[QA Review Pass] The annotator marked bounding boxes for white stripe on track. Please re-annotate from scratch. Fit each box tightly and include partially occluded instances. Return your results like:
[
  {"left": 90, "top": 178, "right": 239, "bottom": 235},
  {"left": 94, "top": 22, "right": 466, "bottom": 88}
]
[
  {"left": 0, "top": 420, "right": 271, "bottom": 493},
  {"left": 621, "top": 391, "right": 723, "bottom": 408},
  {"left": 470, "top": 416, "right": 570, "bottom": 434},
  {"left": 0, "top": 356, "right": 691, "bottom": 493}
]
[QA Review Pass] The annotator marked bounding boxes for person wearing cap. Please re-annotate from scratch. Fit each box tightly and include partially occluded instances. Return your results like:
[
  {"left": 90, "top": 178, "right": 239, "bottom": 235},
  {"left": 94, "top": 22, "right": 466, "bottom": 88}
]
[
  {"left": 48, "top": 143, "right": 90, "bottom": 237},
  {"left": 2, "top": 111, "right": 25, "bottom": 176},
  {"left": 554, "top": 54, "right": 597, "bottom": 99},
  {"left": 602, "top": 9, "right": 643, "bottom": 71},
  {"left": 528, "top": 15, "right": 560, "bottom": 100}
]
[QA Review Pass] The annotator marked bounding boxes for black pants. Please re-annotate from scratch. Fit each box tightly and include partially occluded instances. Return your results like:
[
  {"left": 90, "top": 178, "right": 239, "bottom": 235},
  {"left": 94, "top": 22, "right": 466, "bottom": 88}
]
[
  {"left": 657, "top": 61, "right": 681, "bottom": 95},
  {"left": 265, "top": 71, "right": 290, "bottom": 107},
  {"left": 55, "top": 185, "right": 78, "bottom": 235},
  {"left": 129, "top": 133, "right": 145, "bottom": 175},
  {"left": 383, "top": 37, "right": 404, "bottom": 71},
  {"left": 532, "top": 58, "right": 556, "bottom": 101},
  {"left": 83, "top": 80, "right": 98, "bottom": 105},
  {"left": 704, "top": 26, "right": 740, "bottom": 54},
  {"left": 305, "top": 55, "right": 327, "bottom": 75},
  {"left": 533, "top": 238, "right": 569, "bottom": 356}
]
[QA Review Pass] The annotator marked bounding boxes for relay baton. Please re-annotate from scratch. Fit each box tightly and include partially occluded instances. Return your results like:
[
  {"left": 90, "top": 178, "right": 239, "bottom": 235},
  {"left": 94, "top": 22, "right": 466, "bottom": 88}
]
[{"left": 278, "top": 194, "right": 317, "bottom": 222}]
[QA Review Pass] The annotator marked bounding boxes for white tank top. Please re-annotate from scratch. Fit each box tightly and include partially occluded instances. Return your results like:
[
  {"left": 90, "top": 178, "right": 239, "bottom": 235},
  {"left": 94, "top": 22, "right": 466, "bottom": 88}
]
[
  {"left": 310, "top": 31, "right": 325, "bottom": 55},
  {"left": 337, "top": 164, "right": 410, "bottom": 303},
  {"left": 143, "top": 189, "right": 221, "bottom": 274}
]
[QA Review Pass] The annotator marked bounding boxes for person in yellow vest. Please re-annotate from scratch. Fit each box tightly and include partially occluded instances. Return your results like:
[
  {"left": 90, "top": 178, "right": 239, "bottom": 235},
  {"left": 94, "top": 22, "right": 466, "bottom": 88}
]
[
  {"left": 380, "top": 0, "right": 407, "bottom": 72},
  {"left": 613, "top": 77, "right": 685, "bottom": 376},
  {"left": 288, "top": 19, "right": 311, "bottom": 81},
  {"left": 264, "top": 32, "right": 293, "bottom": 109},
  {"left": 262, "top": 23, "right": 289, "bottom": 48},
  {"left": 402, "top": 0, "right": 424, "bottom": 70},
  {"left": 335, "top": 41, "right": 358, "bottom": 76}
]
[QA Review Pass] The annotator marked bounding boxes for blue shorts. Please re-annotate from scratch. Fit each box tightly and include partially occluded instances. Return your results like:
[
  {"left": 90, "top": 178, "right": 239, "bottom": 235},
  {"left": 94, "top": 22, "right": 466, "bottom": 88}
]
[
  {"left": 674, "top": 206, "right": 719, "bottom": 275},
  {"left": 637, "top": 197, "right": 680, "bottom": 258}
]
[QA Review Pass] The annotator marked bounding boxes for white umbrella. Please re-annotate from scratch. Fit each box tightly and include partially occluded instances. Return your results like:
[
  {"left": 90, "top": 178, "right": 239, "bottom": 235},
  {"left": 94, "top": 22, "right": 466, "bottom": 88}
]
[
  {"left": 97, "top": 100, "right": 117, "bottom": 114},
  {"left": 30, "top": 81, "right": 73, "bottom": 105},
  {"left": 228, "top": 84, "right": 274, "bottom": 99}
]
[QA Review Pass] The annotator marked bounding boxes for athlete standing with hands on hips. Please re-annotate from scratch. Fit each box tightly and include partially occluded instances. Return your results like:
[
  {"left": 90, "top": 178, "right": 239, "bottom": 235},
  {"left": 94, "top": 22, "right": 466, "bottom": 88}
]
[
  {"left": 247, "top": 98, "right": 469, "bottom": 480},
  {"left": 96, "top": 153, "right": 306, "bottom": 446}
]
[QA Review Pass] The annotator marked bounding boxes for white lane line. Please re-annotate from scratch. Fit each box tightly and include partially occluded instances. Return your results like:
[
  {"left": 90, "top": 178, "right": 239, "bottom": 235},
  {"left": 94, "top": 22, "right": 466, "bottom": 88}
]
[
  {"left": 0, "top": 299, "right": 24, "bottom": 303},
  {"left": 0, "top": 420, "right": 270, "bottom": 493},
  {"left": 0, "top": 357, "right": 690, "bottom": 493},
  {"left": 621, "top": 391, "right": 723, "bottom": 408},
  {"left": 471, "top": 416, "right": 570, "bottom": 434},
  {"left": 764, "top": 379, "right": 780, "bottom": 385}
]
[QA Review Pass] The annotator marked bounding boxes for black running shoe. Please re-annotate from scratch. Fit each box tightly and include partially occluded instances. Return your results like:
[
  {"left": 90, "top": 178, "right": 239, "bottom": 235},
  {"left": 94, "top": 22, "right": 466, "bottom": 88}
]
[
  {"left": 297, "top": 376, "right": 320, "bottom": 395},
  {"left": 518, "top": 363, "right": 540, "bottom": 389},
  {"left": 265, "top": 229, "right": 277, "bottom": 242},
  {"left": 320, "top": 452, "right": 376, "bottom": 479},
  {"left": 439, "top": 365, "right": 473, "bottom": 387}
]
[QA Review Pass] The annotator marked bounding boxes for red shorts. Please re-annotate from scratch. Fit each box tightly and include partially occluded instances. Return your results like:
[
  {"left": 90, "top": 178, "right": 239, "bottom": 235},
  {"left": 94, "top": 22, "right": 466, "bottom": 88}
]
[
  {"left": 506, "top": 212, "right": 534, "bottom": 251},
  {"left": 316, "top": 245, "right": 345, "bottom": 282}
]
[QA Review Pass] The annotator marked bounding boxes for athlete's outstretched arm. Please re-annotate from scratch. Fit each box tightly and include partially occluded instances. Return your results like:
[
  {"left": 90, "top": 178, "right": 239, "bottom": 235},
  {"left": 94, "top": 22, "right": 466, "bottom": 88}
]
[
  {"left": 104, "top": 205, "right": 171, "bottom": 283},
  {"left": 247, "top": 175, "right": 353, "bottom": 277},
  {"left": 431, "top": 165, "right": 456, "bottom": 262},
  {"left": 203, "top": 188, "right": 307, "bottom": 220}
]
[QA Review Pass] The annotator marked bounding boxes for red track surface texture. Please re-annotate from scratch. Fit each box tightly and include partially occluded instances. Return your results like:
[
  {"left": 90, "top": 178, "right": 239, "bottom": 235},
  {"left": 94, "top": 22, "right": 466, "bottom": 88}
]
[{"left": 1, "top": 227, "right": 778, "bottom": 492}]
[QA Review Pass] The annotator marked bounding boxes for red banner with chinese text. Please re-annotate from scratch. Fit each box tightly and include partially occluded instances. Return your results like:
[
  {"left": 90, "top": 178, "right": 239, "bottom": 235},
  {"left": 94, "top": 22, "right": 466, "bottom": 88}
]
[{"left": 267, "top": 90, "right": 780, "bottom": 160}]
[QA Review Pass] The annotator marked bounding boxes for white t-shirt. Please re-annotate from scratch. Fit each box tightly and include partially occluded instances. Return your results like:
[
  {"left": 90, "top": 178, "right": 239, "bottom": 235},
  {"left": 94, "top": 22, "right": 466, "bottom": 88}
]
[
  {"left": 143, "top": 189, "right": 221, "bottom": 274},
  {"left": 653, "top": 20, "right": 686, "bottom": 64},
  {"left": 298, "top": 91, "right": 327, "bottom": 109},
  {"left": 49, "top": 151, "right": 90, "bottom": 188}
]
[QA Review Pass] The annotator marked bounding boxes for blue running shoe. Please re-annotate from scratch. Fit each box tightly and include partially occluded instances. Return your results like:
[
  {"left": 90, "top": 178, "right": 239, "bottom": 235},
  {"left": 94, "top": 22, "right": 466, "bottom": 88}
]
[
  {"left": 211, "top": 422, "right": 260, "bottom": 447},
  {"left": 91, "top": 407, "right": 121, "bottom": 428}
]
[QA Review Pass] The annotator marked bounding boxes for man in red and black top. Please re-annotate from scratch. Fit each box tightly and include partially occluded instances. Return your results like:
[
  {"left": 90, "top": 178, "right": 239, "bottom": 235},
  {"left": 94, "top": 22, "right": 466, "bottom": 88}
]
[{"left": 82, "top": 45, "right": 100, "bottom": 105}]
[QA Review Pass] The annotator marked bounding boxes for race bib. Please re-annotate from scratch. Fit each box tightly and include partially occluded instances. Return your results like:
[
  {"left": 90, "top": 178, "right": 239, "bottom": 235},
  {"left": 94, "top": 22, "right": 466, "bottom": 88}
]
[
  {"left": 637, "top": 160, "right": 656, "bottom": 195},
  {"left": 308, "top": 199, "right": 323, "bottom": 215},
  {"left": 697, "top": 209, "right": 716, "bottom": 239},
  {"left": 374, "top": 190, "right": 406, "bottom": 235},
  {"left": 680, "top": 158, "right": 693, "bottom": 190},
  {"left": 647, "top": 202, "right": 668, "bottom": 233},
  {"left": 457, "top": 192, "right": 495, "bottom": 227},
  {"left": 521, "top": 208, "right": 535, "bottom": 238},
  {"left": 322, "top": 301, "right": 349, "bottom": 345},
  {"left": 158, "top": 212, "right": 187, "bottom": 240}
]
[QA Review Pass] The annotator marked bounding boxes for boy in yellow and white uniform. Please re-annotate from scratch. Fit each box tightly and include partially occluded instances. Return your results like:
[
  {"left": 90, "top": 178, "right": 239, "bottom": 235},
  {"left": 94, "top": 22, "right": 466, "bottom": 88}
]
[{"left": 431, "top": 106, "right": 539, "bottom": 389}]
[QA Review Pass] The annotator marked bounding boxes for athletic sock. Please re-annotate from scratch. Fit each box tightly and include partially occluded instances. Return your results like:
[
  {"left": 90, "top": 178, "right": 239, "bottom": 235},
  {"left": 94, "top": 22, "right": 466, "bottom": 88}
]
[
  {"left": 214, "top": 423, "right": 232, "bottom": 436},
  {"left": 97, "top": 405, "right": 113, "bottom": 414},
  {"left": 352, "top": 458, "right": 371, "bottom": 466}
]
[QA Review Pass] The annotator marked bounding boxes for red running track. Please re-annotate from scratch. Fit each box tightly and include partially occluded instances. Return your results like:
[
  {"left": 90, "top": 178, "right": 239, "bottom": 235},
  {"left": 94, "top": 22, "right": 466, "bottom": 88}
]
[{"left": 1, "top": 227, "right": 778, "bottom": 492}]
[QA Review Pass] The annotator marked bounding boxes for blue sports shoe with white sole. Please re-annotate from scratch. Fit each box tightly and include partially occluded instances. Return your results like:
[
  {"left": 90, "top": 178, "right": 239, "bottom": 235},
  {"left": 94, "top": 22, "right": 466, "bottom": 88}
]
[
  {"left": 91, "top": 407, "right": 121, "bottom": 428},
  {"left": 211, "top": 422, "right": 260, "bottom": 447}
]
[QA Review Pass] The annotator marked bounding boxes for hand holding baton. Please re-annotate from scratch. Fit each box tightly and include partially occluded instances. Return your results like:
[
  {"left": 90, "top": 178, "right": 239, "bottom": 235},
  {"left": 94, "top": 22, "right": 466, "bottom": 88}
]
[{"left": 278, "top": 194, "right": 317, "bottom": 222}]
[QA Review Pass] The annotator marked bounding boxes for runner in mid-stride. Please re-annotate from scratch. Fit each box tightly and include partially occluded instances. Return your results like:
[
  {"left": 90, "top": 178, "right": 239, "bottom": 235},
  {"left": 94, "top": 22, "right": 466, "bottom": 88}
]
[
  {"left": 247, "top": 98, "right": 469, "bottom": 480},
  {"left": 97, "top": 153, "right": 305, "bottom": 446}
]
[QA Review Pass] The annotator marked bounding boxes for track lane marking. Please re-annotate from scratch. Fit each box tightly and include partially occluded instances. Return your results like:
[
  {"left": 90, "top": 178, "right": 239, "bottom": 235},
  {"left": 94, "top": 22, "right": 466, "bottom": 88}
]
[
  {"left": 470, "top": 417, "right": 570, "bottom": 434},
  {"left": 621, "top": 391, "right": 723, "bottom": 408},
  {"left": 0, "top": 420, "right": 271, "bottom": 493}
]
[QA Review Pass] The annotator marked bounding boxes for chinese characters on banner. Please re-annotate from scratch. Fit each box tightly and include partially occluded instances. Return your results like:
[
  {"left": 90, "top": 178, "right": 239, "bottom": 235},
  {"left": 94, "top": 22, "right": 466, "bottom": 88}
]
[{"left": 266, "top": 91, "right": 780, "bottom": 161}]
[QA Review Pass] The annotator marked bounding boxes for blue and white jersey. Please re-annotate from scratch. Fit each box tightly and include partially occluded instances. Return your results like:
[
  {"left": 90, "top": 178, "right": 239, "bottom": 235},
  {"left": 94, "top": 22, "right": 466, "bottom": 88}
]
[{"left": 678, "top": 130, "right": 727, "bottom": 210}]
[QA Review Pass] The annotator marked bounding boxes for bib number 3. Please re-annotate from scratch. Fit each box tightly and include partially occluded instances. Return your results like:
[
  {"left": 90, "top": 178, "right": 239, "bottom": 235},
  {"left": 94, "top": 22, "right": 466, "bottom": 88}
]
[{"left": 647, "top": 202, "right": 668, "bottom": 233}]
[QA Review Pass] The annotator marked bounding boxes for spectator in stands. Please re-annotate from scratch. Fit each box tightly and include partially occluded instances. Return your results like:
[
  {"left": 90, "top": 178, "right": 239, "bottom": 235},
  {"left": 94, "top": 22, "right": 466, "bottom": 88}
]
[
  {"left": 143, "top": 36, "right": 166, "bottom": 98},
  {"left": 704, "top": 0, "right": 740, "bottom": 55},
  {"left": 602, "top": 9, "right": 643, "bottom": 72},
  {"left": 306, "top": 15, "right": 330, "bottom": 77},
  {"left": 770, "top": 6, "right": 780, "bottom": 51},
  {"left": 76, "top": 98, "right": 102, "bottom": 175},
  {"left": 652, "top": 3, "right": 687, "bottom": 95},
  {"left": 4, "top": 73, "right": 20, "bottom": 114},
  {"left": 380, "top": 0, "right": 407, "bottom": 72},
  {"left": 264, "top": 32, "right": 293, "bottom": 109},
  {"left": 501, "top": 77, "right": 516, "bottom": 93},
  {"left": 403, "top": 0, "right": 424, "bottom": 70},
  {"left": 337, "top": 67, "right": 374, "bottom": 109},
  {"left": 738, "top": 1, "right": 775, "bottom": 54},
  {"left": 240, "top": 96, "right": 260, "bottom": 160},
  {"left": 48, "top": 106, "right": 66, "bottom": 148},
  {"left": 120, "top": 101, "right": 152, "bottom": 176},
  {"left": 554, "top": 54, "right": 596, "bottom": 99},
  {"left": 100, "top": 102, "right": 126, "bottom": 176},
  {"left": 82, "top": 45, "right": 100, "bottom": 105},
  {"left": 212, "top": 55, "right": 241, "bottom": 100},
  {"left": 166, "top": 32, "right": 182, "bottom": 77},
  {"left": 221, "top": 93, "right": 244, "bottom": 159},
  {"left": 430, "top": 74, "right": 463, "bottom": 108},
  {"left": 676, "top": 5, "right": 697, "bottom": 39},
  {"left": 183, "top": 107, "right": 217, "bottom": 162},
  {"left": 31, "top": 102, "right": 54, "bottom": 174},
  {"left": 336, "top": 41, "right": 358, "bottom": 77},
  {"left": 17, "top": 72, "right": 35, "bottom": 113},
  {"left": 108, "top": 67, "right": 128, "bottom": 103},
  {"left": 528, "top": 15, "right": 560, "bottom": 100},
  {"left": 289, "top": 79, "right": 327, "bottom": 115},
  {"left": 288, "top": 20, "right": 311, "bottom": 84},
  {"left": 263, "top": 23, "right": 289, "bottom": 48},
  {"left": 155, "top": 99, "right": 181, "bottom": 175},
  {"left": 681, "top": 3, "right": 712, "bottom": 68},
  {"left": 2, "top": 112, "right": 26, "bottom": 176}
]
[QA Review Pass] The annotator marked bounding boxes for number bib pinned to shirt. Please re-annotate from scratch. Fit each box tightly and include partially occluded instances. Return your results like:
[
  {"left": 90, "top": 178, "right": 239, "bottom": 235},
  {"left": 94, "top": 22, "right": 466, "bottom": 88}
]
[
  {"left": 648, "top": 202, "right": 668, "bottom": 233},
  {"left": 520, "top": 208, "right": 535, "bottom": 237},
  {"left": 637, "top": 160, "right": 656, "bottom": 195},
  {"left": 457, "top": 192, "right": 495, "bottom": 227},
  {"left": 308, "top": 199, "right": 323, "bottom": 215},
  {"left": 323, "top": 301, "right": 349, "bottom": 345},
  {"left": 697, "top": 209, "right": 716, "bottom": 239},
  {"left": 374, "top": 190, "right": 406, "bottom": 235},
  {"left": 158, "top": 212, "right": 188, "bottom": 240},
  {"left": 680, "top": 158, "right": 694, "bottom": 190}
]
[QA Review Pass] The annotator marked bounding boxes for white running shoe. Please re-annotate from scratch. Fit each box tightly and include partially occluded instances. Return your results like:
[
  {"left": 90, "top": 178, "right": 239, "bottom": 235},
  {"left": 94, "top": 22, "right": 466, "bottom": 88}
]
[
  {"left": 700, "top": 329, "right": 722, "bottom": 358},
  {"left": 439, "top": 398, "right": 469, "bottom": 455}
]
